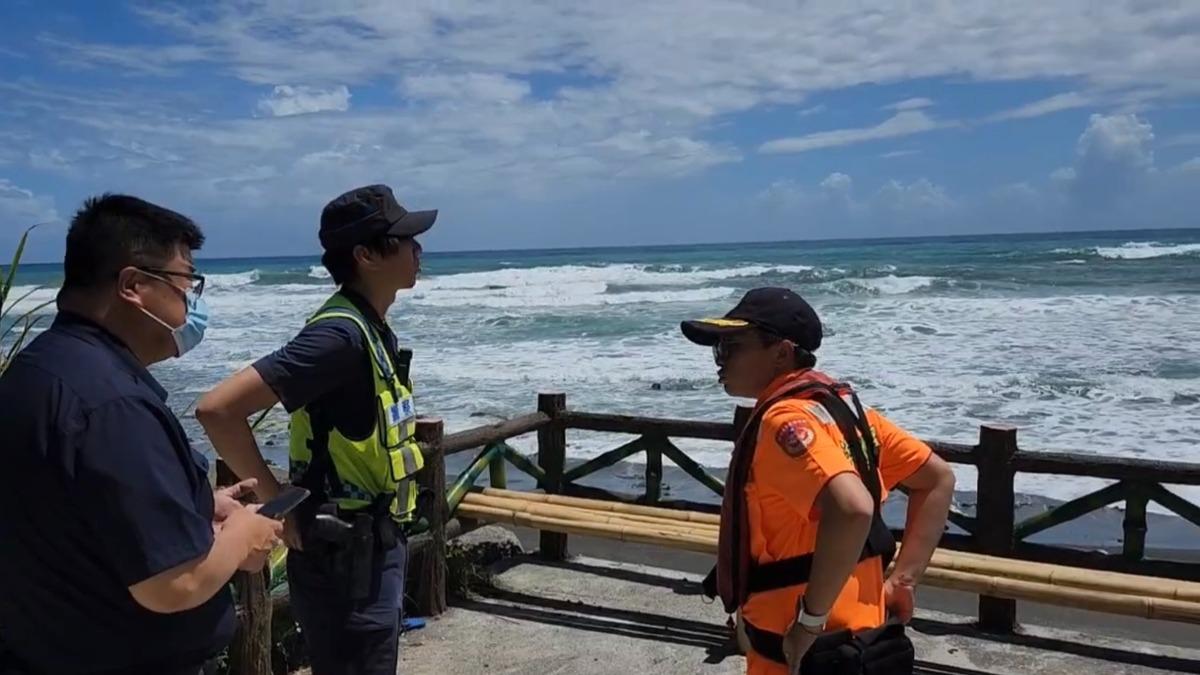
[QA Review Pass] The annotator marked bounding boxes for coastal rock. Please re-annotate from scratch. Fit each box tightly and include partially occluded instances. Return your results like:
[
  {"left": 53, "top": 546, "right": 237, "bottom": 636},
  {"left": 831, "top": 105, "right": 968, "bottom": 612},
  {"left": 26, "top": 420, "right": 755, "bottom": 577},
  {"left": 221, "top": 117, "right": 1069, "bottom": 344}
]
[{"left": 449, "top": 524, "right": 524, "bottom": 567}]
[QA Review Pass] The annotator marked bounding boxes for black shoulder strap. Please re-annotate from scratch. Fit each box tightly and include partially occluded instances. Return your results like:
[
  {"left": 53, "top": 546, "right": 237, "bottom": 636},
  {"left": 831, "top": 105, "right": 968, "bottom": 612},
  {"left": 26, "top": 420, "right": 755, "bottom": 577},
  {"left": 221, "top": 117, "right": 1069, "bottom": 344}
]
[
  {"left": 299, "top": 414, "right": 345, "bottom": 501},
  {"left": 704, "top": 384, "right": 896, "bottom": 599}
]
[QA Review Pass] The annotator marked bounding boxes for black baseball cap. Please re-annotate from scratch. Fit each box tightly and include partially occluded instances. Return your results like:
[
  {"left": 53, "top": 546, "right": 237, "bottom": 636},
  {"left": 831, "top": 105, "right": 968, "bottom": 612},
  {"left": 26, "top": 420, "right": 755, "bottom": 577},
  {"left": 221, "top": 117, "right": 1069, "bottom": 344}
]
[
  {"left": 681, "top": 287, "right": 823, "bottom": 351},
  {"left": 319, "top": 184, "right": 437, "bottom": 251}
]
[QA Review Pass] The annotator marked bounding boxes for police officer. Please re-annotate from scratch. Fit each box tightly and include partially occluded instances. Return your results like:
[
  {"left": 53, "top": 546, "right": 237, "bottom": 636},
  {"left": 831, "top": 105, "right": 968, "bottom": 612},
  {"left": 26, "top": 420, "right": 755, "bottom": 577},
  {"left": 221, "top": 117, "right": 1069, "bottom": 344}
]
[
  {"left": 0, "top": 194, "right": 282, "bottom": 675},
  {"left": 682, "top": 288, "right": 956, "bottom": 675},
  {"left": 197, "top": 185, "right": 435, "bottom": 675}
]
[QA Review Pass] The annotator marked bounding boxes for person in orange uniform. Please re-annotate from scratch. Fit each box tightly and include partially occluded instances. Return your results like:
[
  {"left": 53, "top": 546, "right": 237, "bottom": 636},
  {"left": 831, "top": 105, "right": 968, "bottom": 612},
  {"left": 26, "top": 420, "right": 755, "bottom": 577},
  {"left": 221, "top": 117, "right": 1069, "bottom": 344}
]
[{"left": 683, "top": 287, "right": 956, "bottom": 675}]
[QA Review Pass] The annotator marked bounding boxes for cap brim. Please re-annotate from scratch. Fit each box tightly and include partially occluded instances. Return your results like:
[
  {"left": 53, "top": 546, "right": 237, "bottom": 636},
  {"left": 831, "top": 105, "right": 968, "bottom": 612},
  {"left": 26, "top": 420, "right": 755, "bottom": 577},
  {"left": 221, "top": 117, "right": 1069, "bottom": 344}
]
[
  {"left": 680, "top": 318, "right": 754, "bottom": 346},
  {"left": 388, "top": 209, "right": 438, "bottom": 238}
]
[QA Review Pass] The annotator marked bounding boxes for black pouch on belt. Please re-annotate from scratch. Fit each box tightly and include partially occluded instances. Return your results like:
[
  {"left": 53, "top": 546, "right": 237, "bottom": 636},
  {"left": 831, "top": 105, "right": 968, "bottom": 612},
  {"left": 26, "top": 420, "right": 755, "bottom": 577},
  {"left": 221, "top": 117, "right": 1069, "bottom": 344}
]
[
  {"left": 744, "top": 617, "right": 913, "bottom": 674},
  {"left": 804, "top": 618, "right": 914, "bottom": 675},
  {"left": 345, "top": 513, "right": 376, "bottom": 602}
]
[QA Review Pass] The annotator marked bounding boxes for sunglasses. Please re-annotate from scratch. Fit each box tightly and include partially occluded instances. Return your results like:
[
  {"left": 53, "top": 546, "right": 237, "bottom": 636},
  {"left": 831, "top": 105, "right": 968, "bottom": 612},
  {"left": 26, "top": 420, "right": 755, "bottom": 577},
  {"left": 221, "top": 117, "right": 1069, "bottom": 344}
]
[{"left": 712, "top": 331, "right": 785, "bottom": 365}]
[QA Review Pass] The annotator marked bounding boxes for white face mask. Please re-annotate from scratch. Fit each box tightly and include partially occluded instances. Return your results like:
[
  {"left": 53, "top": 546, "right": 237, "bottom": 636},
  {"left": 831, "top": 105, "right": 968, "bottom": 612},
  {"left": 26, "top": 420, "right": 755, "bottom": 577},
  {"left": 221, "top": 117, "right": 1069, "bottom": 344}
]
[{"left": 136, "top": 270, "right": 210, "bottom": 357}]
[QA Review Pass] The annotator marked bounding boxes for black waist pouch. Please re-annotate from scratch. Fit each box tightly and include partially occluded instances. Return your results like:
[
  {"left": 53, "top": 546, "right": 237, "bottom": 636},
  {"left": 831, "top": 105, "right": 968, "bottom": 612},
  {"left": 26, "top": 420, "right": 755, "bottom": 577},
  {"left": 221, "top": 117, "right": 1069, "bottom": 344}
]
[
  {"left": 745, "top": 617, "right": 914, "bottom": 674},
  {"left": 803, "top": 618, "right": 914, "bottom": 675}
]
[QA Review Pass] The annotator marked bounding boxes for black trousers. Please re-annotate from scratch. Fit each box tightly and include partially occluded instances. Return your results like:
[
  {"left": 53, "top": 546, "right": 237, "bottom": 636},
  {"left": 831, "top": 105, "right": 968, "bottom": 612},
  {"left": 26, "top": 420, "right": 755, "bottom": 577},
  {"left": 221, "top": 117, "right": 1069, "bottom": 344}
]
[{"left": 288, "top": 537, "right": 408, "bottom": 675}]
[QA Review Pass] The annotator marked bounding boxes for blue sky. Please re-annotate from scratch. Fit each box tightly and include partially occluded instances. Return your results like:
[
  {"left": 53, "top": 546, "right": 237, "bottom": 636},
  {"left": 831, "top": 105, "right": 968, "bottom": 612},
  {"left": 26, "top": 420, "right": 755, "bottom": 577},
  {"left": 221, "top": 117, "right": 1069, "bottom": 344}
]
[{"left": 2, "top": 1, "right": 1200, "bottom": 261}]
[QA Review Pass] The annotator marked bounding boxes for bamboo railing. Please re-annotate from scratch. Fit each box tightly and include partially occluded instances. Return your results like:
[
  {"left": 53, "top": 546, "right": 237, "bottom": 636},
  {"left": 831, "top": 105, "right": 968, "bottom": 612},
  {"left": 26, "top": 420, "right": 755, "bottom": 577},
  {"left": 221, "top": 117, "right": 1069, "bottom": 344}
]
[
  {"left": 224, "top": 391, "right": 1200, "bottom": 674},
  {"left": 412, "top": 391, "right": 1200, "bottom": 636}
]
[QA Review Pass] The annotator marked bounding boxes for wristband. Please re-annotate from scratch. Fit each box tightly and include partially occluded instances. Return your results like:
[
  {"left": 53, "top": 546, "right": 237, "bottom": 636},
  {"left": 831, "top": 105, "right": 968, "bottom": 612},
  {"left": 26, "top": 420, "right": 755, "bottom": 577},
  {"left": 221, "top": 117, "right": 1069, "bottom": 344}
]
[{"left": 796, "top": 597, "right": 828, "bottom": 631}]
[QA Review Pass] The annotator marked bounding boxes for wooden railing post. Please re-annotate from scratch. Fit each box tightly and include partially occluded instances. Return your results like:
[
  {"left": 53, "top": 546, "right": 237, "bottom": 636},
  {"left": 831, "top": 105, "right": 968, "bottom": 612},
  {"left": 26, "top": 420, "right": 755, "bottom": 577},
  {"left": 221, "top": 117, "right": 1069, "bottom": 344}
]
[
  {"left": 413, "top": 418, "right": 447, "bottom": 616},
  {"left": 538, "top": 393, "right": 569, "bottom": 560},
  {"left": 216, "top": 459, "right": 271, "bottom": 675},
  {"left": 975, "top": 424, "right": 1018, "bottom": 633},
  {"left": 645, "top": 440, "right": 663, "bottom": 505},
  {"left": 1122, "top": 482, "right": 1149, "bottom": 562}
]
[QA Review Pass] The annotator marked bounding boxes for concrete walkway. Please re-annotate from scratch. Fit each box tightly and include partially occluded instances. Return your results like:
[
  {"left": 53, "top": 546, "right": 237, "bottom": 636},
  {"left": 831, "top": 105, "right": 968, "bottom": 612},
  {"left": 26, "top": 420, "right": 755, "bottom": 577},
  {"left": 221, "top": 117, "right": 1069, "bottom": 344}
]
[{"left": 397, "top": 554, "right": 1200, "bottom": 674}]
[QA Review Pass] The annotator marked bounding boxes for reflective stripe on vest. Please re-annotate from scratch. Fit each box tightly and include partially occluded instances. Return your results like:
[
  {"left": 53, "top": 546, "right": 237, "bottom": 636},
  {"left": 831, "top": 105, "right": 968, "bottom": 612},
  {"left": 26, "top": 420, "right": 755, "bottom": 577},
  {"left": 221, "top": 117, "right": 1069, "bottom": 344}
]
[{"left": 288, "top": 293, "right": 425, "bottom": 521}]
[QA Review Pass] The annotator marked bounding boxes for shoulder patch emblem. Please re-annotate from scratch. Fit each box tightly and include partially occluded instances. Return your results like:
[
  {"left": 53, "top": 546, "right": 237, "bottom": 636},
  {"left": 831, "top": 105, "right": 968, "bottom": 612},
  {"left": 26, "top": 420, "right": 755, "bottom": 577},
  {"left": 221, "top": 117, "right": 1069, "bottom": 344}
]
[{"left": 776, "top": 419, "right": 816, "bottom": 457}]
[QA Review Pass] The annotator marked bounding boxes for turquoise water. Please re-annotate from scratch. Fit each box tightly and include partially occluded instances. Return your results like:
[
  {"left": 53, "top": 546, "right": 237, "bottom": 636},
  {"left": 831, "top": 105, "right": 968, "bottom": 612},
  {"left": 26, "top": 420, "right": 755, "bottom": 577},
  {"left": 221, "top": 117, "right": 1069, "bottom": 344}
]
[{"left": 8, "top": 229, "right": 1200, "bottom": 503}]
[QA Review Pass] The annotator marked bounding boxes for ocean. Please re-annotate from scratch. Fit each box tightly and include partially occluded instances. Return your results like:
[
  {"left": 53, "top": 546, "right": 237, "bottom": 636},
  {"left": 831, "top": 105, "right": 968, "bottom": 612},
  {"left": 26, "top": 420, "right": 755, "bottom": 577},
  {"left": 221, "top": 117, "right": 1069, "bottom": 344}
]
[{"left": 8, "top": 229, "right": 1200, "bottom": 505}]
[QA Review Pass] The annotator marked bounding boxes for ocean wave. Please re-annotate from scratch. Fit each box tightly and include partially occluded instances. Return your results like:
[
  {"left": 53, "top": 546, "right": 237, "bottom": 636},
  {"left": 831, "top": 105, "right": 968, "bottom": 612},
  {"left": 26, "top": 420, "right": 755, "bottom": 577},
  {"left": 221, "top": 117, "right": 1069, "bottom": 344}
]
[
  {"left": 410, "top": 285, "right": 734, "bottom": 308},
  {"left": 2, "top": 286, "right": 58, "bottom": 315},
  {"left": 422, "top": 263, "right": 817, "bottom": 292},
  {"left": 206, "top": 270, "right": 260, "bottom": 289},
  {"left": 1056, "top": 241, "right": 1200, "bottom": 260},
  {"left": 1093, "top": 242, "right": 1200, "bottom": 260},
  {"left": 308, "top": 265, "right": 331, "bottom": 279},
  {"left": 818, "top": 275, "right": 940, "bottom": 296}
]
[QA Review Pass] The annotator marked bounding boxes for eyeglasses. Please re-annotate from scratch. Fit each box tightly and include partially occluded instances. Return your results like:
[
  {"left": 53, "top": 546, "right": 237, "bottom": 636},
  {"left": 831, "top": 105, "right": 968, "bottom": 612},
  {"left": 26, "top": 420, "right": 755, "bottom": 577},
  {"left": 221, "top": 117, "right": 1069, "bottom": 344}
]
[{"left": 138, "top": 267, "right": 206, "bottom": 299}]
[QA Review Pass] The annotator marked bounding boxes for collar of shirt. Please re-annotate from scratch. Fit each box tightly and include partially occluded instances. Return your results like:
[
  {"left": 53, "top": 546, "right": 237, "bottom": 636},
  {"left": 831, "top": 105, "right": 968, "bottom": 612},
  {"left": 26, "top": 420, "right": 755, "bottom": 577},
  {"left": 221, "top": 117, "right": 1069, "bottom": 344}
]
[
  {"left": 338, "top": 287, "right": 396, "bottom": 338},
  {"left": 52, "top": 311, "right": 170, "bottom": 402}
]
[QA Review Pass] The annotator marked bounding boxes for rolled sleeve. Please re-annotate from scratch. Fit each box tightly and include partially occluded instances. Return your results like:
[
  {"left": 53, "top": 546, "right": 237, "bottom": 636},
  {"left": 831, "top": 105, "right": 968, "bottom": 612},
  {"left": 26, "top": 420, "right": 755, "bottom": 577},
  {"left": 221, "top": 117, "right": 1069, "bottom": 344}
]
[
  {"left": 251, "top": 319, "right": 363, "bottom": 413},
  {"left": 75, "top": 399, "right": 214, "bottom": 586},
  {"left": 871, "top": 409, "right": 934, "bottom": 491},
  {"left": 753, "top": 401, "right": 858, "bottom": 518}
]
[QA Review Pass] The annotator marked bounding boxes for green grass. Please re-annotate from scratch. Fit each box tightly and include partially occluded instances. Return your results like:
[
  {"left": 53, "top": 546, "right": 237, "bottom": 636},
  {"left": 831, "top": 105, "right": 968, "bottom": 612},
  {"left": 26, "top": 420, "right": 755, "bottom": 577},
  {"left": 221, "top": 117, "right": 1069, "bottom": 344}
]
[{"left": 0, "top": 225, "right": 52, "bottom": 376}]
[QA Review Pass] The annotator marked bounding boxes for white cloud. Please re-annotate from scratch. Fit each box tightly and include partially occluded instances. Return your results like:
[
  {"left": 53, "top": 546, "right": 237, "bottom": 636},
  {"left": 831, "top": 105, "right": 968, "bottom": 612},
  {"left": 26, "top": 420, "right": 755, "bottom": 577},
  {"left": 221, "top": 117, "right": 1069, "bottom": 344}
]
[
  {"left": 884, "top": 97, "right": 933, "bottom": 111},
  {"left": 8, "top": 1, "right": 1200, "bottom": 251},
  {"left": 257, "top": 85, "right": 351, "bottom": 117},
  {"left": 760, "top": 110, "right": 942, "bottom": 154},
  {"left": 985, "top": 91, "right": 1093, "bottom": 122},
  {"left": 1174, "top": 157, "right": 1200, "bottom": 173},
  {"left": 797, "top": 105, "right": 826, "bottom": 117},
  {"left": 0, "top": 179, "right": 58, "bottom": 226},
  {"left": 873, "top": 178, "right": 955, "bottom": 214},
  {"left": 881, "top": 149, "right": 920, "bottom": 159},
  {"left": 1163, "top": 132, "right": 1200, "bottom": 149},
  {"left": 1066, "top": 113, "right": 1155, "bottom": 200},
  {"left": 758, "top": 171, "right": 954, "bottom": 232},
  {"left": 402, "top": 73, "right": 530, "bottom": 103}
]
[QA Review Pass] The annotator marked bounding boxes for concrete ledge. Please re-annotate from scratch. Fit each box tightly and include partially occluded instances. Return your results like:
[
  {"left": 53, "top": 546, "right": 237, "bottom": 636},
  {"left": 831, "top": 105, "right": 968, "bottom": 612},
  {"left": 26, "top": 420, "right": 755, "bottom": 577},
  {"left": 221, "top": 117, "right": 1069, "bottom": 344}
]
[{"left": 399, "top": 554, "right": 1200, "bottom": 675}]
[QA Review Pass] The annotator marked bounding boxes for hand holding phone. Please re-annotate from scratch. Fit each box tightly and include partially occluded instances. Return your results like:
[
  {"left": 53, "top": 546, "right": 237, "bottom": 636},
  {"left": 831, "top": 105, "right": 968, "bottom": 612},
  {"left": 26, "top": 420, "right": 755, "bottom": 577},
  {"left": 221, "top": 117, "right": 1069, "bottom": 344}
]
[{"left": 257, "top": 486, "right": 311, "bottom": 520}]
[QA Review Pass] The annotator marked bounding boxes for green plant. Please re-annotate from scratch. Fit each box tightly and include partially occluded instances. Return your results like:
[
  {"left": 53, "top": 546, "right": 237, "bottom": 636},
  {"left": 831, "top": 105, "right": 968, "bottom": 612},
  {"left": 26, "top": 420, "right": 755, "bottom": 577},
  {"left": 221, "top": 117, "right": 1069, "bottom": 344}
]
[{"left": 0, "top": 225, "right": 52, "bottom": 375}]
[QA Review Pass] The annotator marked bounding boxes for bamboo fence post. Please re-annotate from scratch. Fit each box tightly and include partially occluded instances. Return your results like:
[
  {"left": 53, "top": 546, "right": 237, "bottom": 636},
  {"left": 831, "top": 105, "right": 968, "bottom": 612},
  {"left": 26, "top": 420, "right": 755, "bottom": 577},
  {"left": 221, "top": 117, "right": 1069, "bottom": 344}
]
[
  {"left": 413, "top": 418, "right": 447, "bottom": 616},
  {"left": 975, "top": 424, "right": 1019, "bottom": 633},
  {"left": 489, "top": 444, "right": 508, "bottom": 490},
  {"left": 537, "top": 393, "right": 569, "bottom": 560},
  {"left": 216, "top": 459, "right": 271, "bottom": 675}
]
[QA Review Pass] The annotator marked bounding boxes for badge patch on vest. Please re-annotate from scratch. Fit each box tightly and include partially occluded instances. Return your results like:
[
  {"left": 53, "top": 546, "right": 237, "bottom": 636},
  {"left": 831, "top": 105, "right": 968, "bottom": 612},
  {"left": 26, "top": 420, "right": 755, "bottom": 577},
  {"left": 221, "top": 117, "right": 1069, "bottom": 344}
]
[
  {"left": 776, "top": 419, "right": 816, "bottom": 457},
  {"left": 387, "top": 399, "right": 416, "bottom": 429}
]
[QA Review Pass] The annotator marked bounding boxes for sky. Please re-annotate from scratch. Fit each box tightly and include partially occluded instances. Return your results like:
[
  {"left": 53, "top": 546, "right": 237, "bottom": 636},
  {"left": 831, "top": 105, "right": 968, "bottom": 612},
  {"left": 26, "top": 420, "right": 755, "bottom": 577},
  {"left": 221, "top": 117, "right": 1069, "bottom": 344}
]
[{"left": 2, "top": 1, "right": 1200, "bottom": 261}]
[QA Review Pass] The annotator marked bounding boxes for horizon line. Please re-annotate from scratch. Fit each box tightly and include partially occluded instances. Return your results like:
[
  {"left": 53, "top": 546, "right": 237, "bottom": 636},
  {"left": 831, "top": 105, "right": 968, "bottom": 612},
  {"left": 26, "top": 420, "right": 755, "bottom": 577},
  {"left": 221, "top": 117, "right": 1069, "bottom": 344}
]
[{"left": 17, "top": 224, "right": 1200, "bottom": 266}]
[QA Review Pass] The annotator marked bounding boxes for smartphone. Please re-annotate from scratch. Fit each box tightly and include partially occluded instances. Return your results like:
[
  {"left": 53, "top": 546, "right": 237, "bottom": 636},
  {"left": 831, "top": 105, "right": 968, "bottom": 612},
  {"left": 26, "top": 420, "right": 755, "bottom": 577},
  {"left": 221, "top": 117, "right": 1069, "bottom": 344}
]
[{"left": 257, "top": 486, "right": 311, "bottom": 520}]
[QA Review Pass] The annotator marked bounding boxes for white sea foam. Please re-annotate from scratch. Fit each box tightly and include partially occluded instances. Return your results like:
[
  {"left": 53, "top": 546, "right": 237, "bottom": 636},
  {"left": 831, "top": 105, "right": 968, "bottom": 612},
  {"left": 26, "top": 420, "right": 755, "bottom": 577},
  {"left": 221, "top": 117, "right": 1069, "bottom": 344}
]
[
  {"left": 2, "top": 286, "right": 58, "bottom": 315},
  {"left": 421, "top": 263, "right": 815, "bottom": 292},
  {"left": 205, "top": 270, "right": 260, "bottom": 289},
  {"left": 308, "top": 265, "right": 331, "bottom": 279},
  {"left": 1058, "top": 241, "right": 1200, "bottom": 260},
  {"left": 411, "top": 284, "right": 734, "bottom": 308},
  {"left": 16, "top": 252, "right": 1192, "bottom": 509},
  {"left": 820, "top": 275, "right": 939, "bottom": 296}
]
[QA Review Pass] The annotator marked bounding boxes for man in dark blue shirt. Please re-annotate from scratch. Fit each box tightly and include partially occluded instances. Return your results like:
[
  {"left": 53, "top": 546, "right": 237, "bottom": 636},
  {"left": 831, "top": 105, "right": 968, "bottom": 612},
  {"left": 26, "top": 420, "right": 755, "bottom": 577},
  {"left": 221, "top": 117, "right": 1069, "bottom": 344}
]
[{"left": 0, "top": 195, "right": 282, "bottom": 675}]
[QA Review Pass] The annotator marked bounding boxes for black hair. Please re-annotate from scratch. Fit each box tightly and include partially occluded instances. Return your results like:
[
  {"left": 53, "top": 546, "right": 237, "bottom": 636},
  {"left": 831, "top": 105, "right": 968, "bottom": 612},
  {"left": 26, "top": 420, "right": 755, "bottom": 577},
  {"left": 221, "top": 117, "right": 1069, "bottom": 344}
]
[
  {"left": 320, "top": 234, "right": 405, "bottom": 286},
  {"left": 62, "top": 194, "right": 204, "bottom": 291},
  {"left": 757, "top": 329, "right": 818, "bottom": 370}
]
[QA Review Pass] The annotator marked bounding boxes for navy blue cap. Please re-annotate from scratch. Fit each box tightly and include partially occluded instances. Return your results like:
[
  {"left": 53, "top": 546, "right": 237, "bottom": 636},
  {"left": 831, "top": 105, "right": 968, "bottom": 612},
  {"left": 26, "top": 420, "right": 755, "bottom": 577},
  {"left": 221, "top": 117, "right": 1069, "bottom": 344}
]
[
  {"left": 319, "top": 184, "right": 437, "bottom": 251},
  {"left": 681, "top": 287, "right": 823, "bottom": 352}
]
